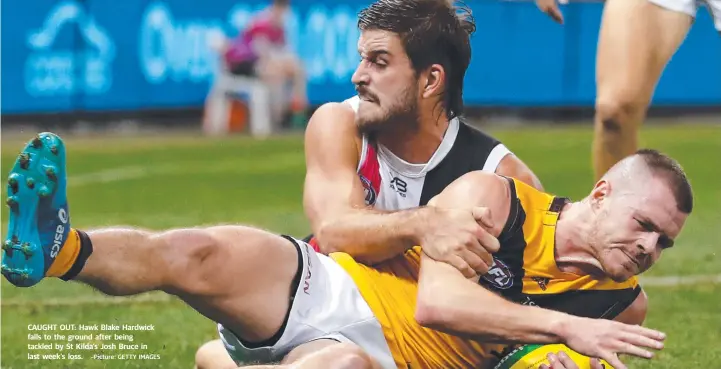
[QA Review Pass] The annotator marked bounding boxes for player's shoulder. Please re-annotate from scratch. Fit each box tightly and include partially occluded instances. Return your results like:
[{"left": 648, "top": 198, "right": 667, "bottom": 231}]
[
  {"left": 305, "top": 99, "right": 359, "bottom": 143},
  {"left": 448, "top": 170, "right": 510, "bottom": 193},
  {"left": 451, "top": 171, "right": 548, "bottom": 199},
  {"left": 307, "top": 101, "right": 356, "bottom": 127}
]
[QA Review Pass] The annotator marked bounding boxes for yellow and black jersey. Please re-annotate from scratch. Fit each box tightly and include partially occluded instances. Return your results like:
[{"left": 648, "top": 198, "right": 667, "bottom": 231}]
[
  {"left": 479, "top": 177, "right": 640, "bottom": 320},
  {"left": 330, "top": 177, "right": 641, "bottom": 369}
]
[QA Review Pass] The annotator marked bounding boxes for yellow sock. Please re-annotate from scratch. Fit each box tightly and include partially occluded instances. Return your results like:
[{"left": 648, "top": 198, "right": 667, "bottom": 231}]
[{"left": 47, "top": 228, "right": 81, "bottom": 278}]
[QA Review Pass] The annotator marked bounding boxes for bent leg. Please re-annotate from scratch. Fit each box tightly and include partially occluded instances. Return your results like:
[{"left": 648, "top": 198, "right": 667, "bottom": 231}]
[
  {"left": 76, "top": 226, "right": 301, "bottom": 343},
  {"left": 255, "top": 58, "right": 291, "bottom": 125},
  {"left": 281, "top": 55, "right": 308, "bottom": 112},
  {"left": 3, "top": 134, "right": 389, "bottom": 367},
  {"left": 593, "top": 0, "right": 692, "bottom": 179},
  {"left": 1, "top": 135, "right": 299, "bottom": 346}
]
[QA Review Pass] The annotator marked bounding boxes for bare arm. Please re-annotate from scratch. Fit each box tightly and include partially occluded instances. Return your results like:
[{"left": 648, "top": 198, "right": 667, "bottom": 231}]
[
  {"left": 303, "top": 103, "right": 431, "bottom": 263},
  {"left": 495, "top": 153, "right": 544, "bottom": 191},
  {"left": 416, "top": 253, "right": 569, "bottom": 343},
  {"left": 418, "top": 172, "right": 567, "bottom": 343}
]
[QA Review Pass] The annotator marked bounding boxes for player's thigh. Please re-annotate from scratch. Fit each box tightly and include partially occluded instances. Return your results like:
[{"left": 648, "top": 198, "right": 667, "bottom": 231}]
[
  {"left": 596, "top": 0, "right": 693, "bottom": 105},
  {"left": 195, "top": 339, "right": 236, "bottom": 369},
  {"left": 201, "top": 225, "right": 299, "bottom": 294},
  {"left": 282, "top": 340, "right": 381, "bottom": 369},
  {"left": 217, "top": 241, "right": 395, "bottom": 368},
  {"left": 173, "top": 226, "right": 301, "bottom": 342}
]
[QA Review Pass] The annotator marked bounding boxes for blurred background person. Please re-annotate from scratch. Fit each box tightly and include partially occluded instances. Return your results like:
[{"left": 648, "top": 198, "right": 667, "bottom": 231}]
[{"left": 222, "top": 0, "right": 308, "bottom": 129}]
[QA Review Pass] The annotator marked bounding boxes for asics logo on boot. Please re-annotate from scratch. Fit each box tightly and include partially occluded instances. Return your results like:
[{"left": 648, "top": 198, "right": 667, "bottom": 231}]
[
  {"left": 58, "top": 208, "right": 68, "bottom": 223},
  {"left": 51, "top": 209, "right": 68, "bottom": 258}
]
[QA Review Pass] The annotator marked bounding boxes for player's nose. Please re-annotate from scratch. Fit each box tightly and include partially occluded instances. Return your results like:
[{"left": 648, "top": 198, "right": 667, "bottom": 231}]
[
  {"left": 351, "top": 63, "right": 369, "bottom": 86},
  {"left": 637, "top": 233, "right": 660, "bottom": 254}
]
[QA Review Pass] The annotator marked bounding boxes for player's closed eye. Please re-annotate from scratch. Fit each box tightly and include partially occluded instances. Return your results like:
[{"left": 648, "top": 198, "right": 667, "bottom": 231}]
[{"left": 635, "top": 218, "right": 673, "bottom": 249}]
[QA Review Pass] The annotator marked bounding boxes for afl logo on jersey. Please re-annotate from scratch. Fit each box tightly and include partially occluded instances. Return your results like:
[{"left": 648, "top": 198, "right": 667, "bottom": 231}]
[
  {"left": 359, "top": 175, "right": 377, "bottom": 205},
  {"left": 482, "top": 258, "right": 514, "bottom": 290}
]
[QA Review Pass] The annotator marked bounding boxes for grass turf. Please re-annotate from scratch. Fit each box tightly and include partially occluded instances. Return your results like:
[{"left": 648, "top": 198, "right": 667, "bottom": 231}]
[{"left": 1, "top": 124, "right": 719, "bottom": 368}]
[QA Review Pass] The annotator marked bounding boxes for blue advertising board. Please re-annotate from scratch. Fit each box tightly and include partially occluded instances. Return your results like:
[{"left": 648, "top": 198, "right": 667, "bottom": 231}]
[{"left": 2, "top": 0, "right": 720, "bottom": 114}]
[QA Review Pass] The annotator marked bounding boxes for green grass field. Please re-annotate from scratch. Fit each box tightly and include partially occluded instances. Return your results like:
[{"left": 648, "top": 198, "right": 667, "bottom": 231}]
[{"left": 2, "top": 124, "right": 720, "bottom": 368}]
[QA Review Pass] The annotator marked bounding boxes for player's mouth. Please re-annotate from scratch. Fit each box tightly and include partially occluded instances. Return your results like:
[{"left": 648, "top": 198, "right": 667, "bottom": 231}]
[
  {"left": 621, "top": 250, "right": 641, "bottom": 272},
  {"left": 356, "top": 86, "right": 378, "bottom": 104},
  {"left": 359, "top": 95, "right": 377, "bottom": 104}
]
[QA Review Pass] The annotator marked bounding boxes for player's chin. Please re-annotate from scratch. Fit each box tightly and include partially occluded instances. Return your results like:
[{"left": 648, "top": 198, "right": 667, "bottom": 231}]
[
  {"left": 356, "top": 113, "right": 386, "bottom": 131},
  {"left": 606, "top": 262, "right": 637, "bottom": 282}
]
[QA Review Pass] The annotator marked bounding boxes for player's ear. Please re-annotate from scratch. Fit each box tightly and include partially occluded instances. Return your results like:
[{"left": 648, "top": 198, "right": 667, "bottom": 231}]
[
  {"left": 421, "top": 64, "right": 445, "bottom": 99},
  {"left": 590, "top": 180, "right": 611, "bottom": 209}
]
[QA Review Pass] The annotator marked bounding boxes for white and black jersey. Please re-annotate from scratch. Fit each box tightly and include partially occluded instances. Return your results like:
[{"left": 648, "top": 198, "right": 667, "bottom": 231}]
[
  {"left": 346, "top": 95, "right": 513, "bottom": 210},
  {"left": 304, "top": 96, "right": 515, "bottom": 249}
]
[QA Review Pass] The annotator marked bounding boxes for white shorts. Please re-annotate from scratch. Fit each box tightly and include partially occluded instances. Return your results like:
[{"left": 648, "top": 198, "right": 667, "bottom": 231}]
[
  {"left": 217, "top": 237, "right": 396, "bottom": 369},
  {"left": 647, "top": 0, "right": 721, "bottom": 30}
]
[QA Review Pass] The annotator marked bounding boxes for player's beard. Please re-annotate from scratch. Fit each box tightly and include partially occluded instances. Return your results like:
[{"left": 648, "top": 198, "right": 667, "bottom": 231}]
[{"left": 356, "top": 84, "right": 419, "bottom": 135}]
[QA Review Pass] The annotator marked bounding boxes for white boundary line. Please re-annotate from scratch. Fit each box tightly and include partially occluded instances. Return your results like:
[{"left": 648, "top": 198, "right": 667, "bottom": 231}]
[
  {"left": 67, "top": 159, "right": 298, "bottom": 187},
  {"left": 3, "top": 274, "right": 719, "bottom": 307},
  {"left": 2, "top": 293, "right": 172, "bottom": 308},
  {"left": 639, "top": 274, "right": 721, "bottom": 287},
  {"left": 69, "top": 166, "right": 151, "bottom": 186}
]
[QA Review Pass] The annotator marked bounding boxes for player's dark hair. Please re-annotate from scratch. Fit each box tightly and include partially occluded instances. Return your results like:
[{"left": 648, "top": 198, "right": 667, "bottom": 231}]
[
  {"left": 636, "top": 148, "right": 694, "bottom": 214},
  {"left": 357, "top": 0, "right": 475, "bottom": 120}
]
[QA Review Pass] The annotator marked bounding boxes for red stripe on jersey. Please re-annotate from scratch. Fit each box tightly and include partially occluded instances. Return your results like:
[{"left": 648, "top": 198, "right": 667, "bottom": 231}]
[
  {"left": 308, "top": 140, "right": 381, "bottom": 253},
  {"left": 358, "top": 142, "right": 381, "bottom": 206},
  {"left": 308, "top": 236, "right": 320, "bottom": 252}
]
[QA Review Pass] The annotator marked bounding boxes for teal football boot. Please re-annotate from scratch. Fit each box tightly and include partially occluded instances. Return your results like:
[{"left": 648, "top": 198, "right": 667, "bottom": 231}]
[{"left": 2, "top": 133, "right": 70, "bottom": 287}]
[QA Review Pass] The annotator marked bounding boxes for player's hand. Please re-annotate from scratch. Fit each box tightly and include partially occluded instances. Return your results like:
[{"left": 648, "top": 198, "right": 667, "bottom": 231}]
[
  {"left": 539, "top": 352, "right": 607, "bottom": 369},
  {"left": 419, "top": 206, "right": 500, "bottom": 278},
  {"left": 560, "top": 317, "right": 665, "bottom": 369},
  {"left": 536, "top": 0, "right": 565, "bottom": 24}
]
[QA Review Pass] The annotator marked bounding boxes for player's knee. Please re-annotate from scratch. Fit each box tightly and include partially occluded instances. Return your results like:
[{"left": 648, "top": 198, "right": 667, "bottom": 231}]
[
  {"left": 330, "top": 344, "right": 376, "bottom": 369},
  {"left": 194, "top": 339, "right": 236, "bottom": 369},
  {"left": 595, "top": 96, "right": 644, "bottom": 133},
  {"left": 156, "top": 228, "right": 224, "bottom": 294}
]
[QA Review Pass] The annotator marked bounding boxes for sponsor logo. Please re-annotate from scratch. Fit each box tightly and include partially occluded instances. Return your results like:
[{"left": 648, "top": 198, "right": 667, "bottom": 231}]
[
  {"left": 51, "top": 208, "right": 69, "bottom": 258},
  {"left": 138, "top": 2, "right": 361, "bottom": 85},
  {"left": 521, "top": 296, "right": 537, "bottom": 306},
  {"left": 531, "top": 276, "right": 550, "bottom": 291},
  {"left": 26, "top": 0, "right": 115, "bottom": 97},
  {"left": 482, "top": 258, "right": 514, "bottom": 290},
  {"left": 389, "top": 177, "right": 407, "bottom": 197},
  {"left": 302, "top": 245, "right": 313, "bottom": 295}
]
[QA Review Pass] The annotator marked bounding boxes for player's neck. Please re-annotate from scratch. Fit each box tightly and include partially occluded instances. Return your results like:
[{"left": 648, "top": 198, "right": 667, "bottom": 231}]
[
  {"left": 376, "top": 115, "right": 450, "bottom": 164},
  {"left": 554, "top": 201, "right": 607, "bottom": 278}
]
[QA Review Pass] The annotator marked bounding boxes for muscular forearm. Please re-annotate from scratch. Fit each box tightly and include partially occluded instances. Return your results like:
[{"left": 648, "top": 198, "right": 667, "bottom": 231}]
[
  {"left": 316, "top": 207, "right": 429, "bottom": 263},
  {"left": 417, "top": 258, "right": 572, "bottom": 345}
]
